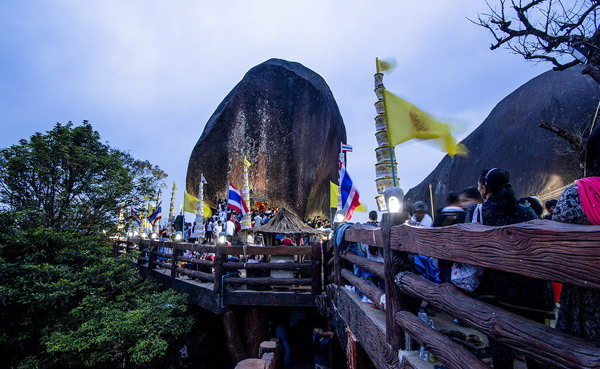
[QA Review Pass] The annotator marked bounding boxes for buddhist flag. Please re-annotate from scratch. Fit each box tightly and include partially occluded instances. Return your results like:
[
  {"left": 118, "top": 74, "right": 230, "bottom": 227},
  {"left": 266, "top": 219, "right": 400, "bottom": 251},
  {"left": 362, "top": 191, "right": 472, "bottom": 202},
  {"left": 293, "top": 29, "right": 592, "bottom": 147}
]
[
  {"left": 244, "top": 157, "right": 251, "bottom": 168},
  {"left": 383, "top": 90, "right": 468, "bottom": 157},
  {"left": 376, "top": 57, "right": 397, "bottom": 73},
  {"left": 173, "top": 181, "right": 178, "bottom": 190},
  {"left": 330, "top": 181, "right": 367, "bottom": 212},
  {"left": 183, "top": 192, "right": 212, "bottom": 217}
]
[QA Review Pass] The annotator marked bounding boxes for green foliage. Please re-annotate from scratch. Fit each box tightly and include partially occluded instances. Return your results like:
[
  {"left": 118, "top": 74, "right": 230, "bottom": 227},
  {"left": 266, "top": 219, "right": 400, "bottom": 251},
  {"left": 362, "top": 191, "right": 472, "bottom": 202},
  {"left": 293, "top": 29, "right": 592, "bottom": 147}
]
[
  {"left": 0, "top": 121, "right": 166, "bottom": 232},
  {"left": 0, "top": 210, "right": 193, "bottom": 368}
]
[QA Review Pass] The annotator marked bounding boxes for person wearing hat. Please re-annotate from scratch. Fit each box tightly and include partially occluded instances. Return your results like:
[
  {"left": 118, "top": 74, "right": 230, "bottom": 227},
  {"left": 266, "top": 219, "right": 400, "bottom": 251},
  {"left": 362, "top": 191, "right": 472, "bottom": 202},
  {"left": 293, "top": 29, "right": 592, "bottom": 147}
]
[{"left": 408, "top": 200, "right": 433, "bottom": 227}]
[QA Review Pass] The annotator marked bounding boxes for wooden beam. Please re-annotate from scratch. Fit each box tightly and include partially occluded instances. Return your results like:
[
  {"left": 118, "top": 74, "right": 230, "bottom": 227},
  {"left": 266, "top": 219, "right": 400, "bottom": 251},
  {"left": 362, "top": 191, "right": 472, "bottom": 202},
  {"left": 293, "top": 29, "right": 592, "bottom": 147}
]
[
  {"left": 224, "top": 277, "right": 312, "bottom": 286},
  {"left": 342, "top": 253, "right": 384, "bottom": 279},
  {"left": 340, "top": 269, "right": 384, "bottom": 310},
  {"left": 395, "top": 311, "right": 490, "bottom": 369},
  {"left": 396, "top": 272, "right": 600, "bottom": 369},
  {"left": 222, "top": 245, "right": 312, "bottom": 256},
  {"left": 176, "top": 267, "right": 215, "bottom": 282},
  {"left": 391, "top": 220, "right": 600, "bottom": 289},
  {"left": 223, "top": 262, "right": 311, "bottom": 271},
  {"left": 223, "top": 310, "right": 247, "bottom": 364},
  {"left": 344, "top": 224, "right": 383, "bottom": 247},
  {"left": 177, "top": 256, "right": 214, "bottom": 267},
  {"left": 311, "top": 242, "right": 323, "bottom": 295},
  {"left": 224, "top": 290, "right": 315, "bottom": 307},
  {"left": 346, "top": 328, "right": 358, "bottom": 369}
]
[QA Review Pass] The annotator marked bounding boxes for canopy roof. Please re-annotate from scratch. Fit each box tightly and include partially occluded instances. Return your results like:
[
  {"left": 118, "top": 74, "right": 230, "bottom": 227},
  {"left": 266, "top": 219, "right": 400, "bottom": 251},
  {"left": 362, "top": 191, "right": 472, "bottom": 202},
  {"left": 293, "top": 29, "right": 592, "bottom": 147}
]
[{"left": 253, "top": 207, "right": 327, "bottom": 235}]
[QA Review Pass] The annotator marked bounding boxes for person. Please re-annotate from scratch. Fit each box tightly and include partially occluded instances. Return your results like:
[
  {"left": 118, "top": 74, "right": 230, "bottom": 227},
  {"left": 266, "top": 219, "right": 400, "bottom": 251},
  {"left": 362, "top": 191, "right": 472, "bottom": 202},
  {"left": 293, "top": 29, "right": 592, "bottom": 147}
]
[
  {"left": 433, "top": 192, "right": 466, "bottom": 282},
  {"left": 365, "top": 210, "right": 379, "bottom": 227},
  {"left": 312, "top": 328, "right": 334, "bottom": 369},
  {"left": 466, "top": 168, "right": 553, "bottom": 369},
  {"left": 518, "top": 196, "right": 544, "bottom": 218},
  {"left": 213, "top": 220, "right": 223, "bottom": 243},
  {"left": 433, "top": 192, "right": 466, "bottom": 227},
  {"left": 408, "top": 201, "right": 433, "bottom": 227},
  {"left": 225, "top": 216, "right": 236, "bottom": 242},
  {"left": 205, "top": 219, "right": 213, "bottom": 243},
  {"left": 552, "top": 126, "right": 600, "bottom": 343},
  {"left": 459, "top": 187, "right": 482, "bottom": 210},
  {"left": 543, "top": 199, "right": 558, "bottom": 220}
]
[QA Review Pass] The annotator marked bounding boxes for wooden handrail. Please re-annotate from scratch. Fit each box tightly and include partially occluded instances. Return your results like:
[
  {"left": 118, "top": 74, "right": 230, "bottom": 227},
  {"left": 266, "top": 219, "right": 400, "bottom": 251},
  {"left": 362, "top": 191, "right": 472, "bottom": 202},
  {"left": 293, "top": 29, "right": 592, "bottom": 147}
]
[
  {"left": 340, "top": 269, "right": 384, "bottom": 309},
  {"left": 224, "top": 277, "right": 312, "bottom": 285},
  {"left": 396, "top": 272, "right": 600, "bottom": 369},
  {"left": 391, "top": 220, "right": 600, "bottom": 289},
  {"left": 395, "top": 311, "right": 490, "bottom": 369},
  {"left": 344, "top": 224, "right": 383, "bottom": 247},
  {"left": 222, "top": 262, "right": 311, "bottom": 271},
  {"left": 342, "top": 253, "right": 384, "bottom": 279},
  {"left": 222, "top": 245, "right": 312, "bottom": 256}
]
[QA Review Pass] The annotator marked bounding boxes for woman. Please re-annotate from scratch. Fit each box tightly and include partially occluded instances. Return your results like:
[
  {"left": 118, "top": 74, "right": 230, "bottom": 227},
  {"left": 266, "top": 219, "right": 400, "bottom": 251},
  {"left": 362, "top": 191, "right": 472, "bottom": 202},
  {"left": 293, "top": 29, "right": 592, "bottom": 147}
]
[
  {"left": 552, "top": 126, "right": 600, "bottom": 343},
  {"left": 466, "top": 168, "right": 554, "bottom": 369}
]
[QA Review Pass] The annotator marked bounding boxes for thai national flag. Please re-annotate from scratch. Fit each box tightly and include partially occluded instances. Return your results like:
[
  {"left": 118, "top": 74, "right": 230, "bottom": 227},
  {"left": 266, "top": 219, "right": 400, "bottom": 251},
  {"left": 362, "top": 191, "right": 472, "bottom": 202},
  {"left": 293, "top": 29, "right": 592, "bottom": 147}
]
[
  {"left": 228, "top": 182, "right": 248, "bottom": 216},
  {"left": 339, "top": 167, "right": 360, "bottom": 221},
  {"left": 341, "top": 143, "right": 353, "bottom": 152},
  {"left": 131, "top": 206, "right": 142, "bottom": 226},
  {"left": 147, "top": 202, "right": 162, "bottom": 225}
]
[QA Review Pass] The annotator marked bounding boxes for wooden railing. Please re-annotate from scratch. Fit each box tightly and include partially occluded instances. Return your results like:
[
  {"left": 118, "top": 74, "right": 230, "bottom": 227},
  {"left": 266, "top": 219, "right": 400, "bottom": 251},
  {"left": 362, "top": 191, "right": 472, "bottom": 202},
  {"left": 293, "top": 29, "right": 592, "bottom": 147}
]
[
  {"left": 117, "top": 238, "right": 323, "bottom": 309},
  {"left": 332, "top": 217, "right": 600, "bottom": 369}
]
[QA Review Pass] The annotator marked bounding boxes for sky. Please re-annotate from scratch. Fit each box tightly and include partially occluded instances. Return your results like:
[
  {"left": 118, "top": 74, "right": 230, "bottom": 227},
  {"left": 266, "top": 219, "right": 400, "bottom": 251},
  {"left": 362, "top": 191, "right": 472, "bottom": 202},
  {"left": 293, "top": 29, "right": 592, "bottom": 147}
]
[{"left": 0, "top": 0, "right": 551, "bottom": 223}]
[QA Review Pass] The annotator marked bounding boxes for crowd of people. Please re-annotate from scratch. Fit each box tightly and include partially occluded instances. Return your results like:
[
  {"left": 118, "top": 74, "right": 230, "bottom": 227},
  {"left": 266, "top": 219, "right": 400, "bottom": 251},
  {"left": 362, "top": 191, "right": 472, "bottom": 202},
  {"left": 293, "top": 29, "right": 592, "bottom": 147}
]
[{"left": 401, "top": 158, "right": 600, "bottom": 368}]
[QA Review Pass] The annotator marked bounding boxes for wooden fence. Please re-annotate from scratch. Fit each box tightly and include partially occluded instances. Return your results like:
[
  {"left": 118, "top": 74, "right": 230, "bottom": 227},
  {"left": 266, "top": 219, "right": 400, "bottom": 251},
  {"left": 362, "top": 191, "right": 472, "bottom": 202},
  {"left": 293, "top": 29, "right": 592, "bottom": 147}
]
[
  {"left": 116, "top": 238, "right": 323, "bottom": 310},
  {"left": 331, "top": 216, "right": 600, "bottom": 369}
]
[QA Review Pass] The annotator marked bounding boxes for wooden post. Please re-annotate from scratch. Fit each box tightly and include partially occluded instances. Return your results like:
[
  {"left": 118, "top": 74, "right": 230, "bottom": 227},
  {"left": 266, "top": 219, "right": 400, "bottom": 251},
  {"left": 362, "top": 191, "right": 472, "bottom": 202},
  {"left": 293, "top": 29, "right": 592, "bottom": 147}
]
[
  {"left": 244, "top": 307, "right": 268, "bottom": 357},
  {"left": 214, "top": 245, "right": 225, "bottom": 306},
  {"left": 333, "top": 238, "right": 342, "bottom": 286},
  {"left": 382, "top": 212, "right": 413, "bottom": 350},
  {"left": 148, "top": 241, "right": 157, "bottom": 270},
  {"left": 346, "top": 328, "right": 358, "bottom": 369},
  {"left": 171, "top": 243, "right": 179, "bottom": 278},
  {"left": 311, "top": 242, "right": 323, "bottom": 295},
  {"left": 223, "top": 310, "right": 247, "bottom": 364}
]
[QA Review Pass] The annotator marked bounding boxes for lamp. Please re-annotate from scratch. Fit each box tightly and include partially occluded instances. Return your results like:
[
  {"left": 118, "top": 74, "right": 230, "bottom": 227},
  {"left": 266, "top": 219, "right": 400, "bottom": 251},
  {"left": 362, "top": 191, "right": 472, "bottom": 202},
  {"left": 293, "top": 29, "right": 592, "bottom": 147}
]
[
  {"left": 384, "top": 187, "right": 404, "bottom": 213},
  {"left": 127, "top": 230, "right": 134, "bottom": 238},
  {"left": 216, "top": 232, "right": 227, "bottom": 246},
  {"left": 140, "top": 232, "right": 148, "bottom": 239},
  {"left": 334, "top": 210, "right": 346, "bottom": 223},
  {"left": 173, "top": 232, "right": 183, "bottom": 242},
  {"left": 149, "top": 232, "right": 158, "bottom": 240}
]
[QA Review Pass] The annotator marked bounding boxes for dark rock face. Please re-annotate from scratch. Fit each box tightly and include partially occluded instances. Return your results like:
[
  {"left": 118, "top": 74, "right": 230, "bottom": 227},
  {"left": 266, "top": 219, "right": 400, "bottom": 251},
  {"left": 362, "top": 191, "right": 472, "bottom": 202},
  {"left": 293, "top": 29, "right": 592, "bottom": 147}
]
[
  {"left": 406, "top": 66, "right": 600, "bottom": 210},
  {"left": 186, "top": 59, "right": 346, "bottom": 218}
]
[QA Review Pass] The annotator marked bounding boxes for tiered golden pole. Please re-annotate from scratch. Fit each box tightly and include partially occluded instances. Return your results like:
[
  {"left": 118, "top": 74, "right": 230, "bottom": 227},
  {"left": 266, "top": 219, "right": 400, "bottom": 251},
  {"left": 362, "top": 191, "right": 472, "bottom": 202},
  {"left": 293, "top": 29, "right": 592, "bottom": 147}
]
[
  {"left": 373, "top": 58, "right": 400, "bottom": 211},
  {"left": 168, "top": 182, "right": 177, "bottom": 233},
  {"left": 192, "top": 176, "right": 206, "bottom": 242},
  {"left": 241, "top": 158, "right": 252, "bottom": 230}
]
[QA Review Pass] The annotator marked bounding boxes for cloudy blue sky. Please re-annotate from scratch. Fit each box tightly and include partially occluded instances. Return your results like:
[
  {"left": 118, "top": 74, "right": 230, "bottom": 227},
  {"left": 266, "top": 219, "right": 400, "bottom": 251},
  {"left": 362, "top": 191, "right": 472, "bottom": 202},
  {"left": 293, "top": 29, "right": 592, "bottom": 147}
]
[{"left": 0, "top": 1, "right": 550, "bottom": 222}]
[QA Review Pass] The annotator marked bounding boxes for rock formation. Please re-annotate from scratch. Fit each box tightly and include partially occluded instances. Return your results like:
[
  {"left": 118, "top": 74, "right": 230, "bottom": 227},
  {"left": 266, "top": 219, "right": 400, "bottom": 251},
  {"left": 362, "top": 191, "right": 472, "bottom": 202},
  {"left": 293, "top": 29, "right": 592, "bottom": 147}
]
[
  {"left": 406, "top": 66, "right": 600, "bottom": 210},
  {"left": 186, "top": 58, "right": 346, "bottom": 218}
]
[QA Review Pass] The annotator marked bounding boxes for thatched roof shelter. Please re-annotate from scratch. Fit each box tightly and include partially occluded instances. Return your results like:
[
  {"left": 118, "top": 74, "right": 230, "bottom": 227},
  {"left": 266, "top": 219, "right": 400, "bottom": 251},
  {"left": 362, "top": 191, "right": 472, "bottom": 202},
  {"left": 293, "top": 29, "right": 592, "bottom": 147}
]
[{"left": 253, "top": 207, "right": 327, "bottom": 236}]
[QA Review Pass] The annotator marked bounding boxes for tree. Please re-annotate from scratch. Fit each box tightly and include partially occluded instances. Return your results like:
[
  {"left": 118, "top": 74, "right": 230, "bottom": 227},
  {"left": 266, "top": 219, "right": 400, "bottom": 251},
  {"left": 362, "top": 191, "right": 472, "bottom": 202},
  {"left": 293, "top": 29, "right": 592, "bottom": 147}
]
[
  {"left": 0, "top": 211, "right": 193, "bottom": 369},
  {"left": 473, "top": 0, "right": 600, "bottom": 83},
  {"left": 0, "top": 121, "right": 166, "bottom": 232}
]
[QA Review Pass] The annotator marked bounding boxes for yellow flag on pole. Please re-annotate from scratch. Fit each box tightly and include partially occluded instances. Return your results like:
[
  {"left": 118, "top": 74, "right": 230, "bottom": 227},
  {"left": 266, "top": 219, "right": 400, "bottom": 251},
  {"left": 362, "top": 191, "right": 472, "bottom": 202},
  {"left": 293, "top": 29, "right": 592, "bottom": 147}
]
[
  {"left": 173, "top": 181, "right": 178, "bottom": 191},
  {"left": 244, "top": 157, "right": 251, "bottom": 168},
  {"left": 329, "top": 181, "right": 367, "bottom": 212},
  {"left": 183, "top": 192, "right": 212, "bottom": 217},
  {"left": 376, "top": 57, "right": 397, "bottom": 73},
  {"left": 383, "top": 90, "right": 468, "bottom": 157}
]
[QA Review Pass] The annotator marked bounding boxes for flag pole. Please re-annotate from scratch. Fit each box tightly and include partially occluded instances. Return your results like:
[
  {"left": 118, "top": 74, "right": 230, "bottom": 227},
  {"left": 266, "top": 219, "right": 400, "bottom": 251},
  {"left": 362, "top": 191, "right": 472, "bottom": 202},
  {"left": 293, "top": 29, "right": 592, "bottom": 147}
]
[
  {"left": 377, "top": 57, "right": 398, "bottom": 188},
  {"left": 429, "top": 183, "right": 435, "bottom": 221}
]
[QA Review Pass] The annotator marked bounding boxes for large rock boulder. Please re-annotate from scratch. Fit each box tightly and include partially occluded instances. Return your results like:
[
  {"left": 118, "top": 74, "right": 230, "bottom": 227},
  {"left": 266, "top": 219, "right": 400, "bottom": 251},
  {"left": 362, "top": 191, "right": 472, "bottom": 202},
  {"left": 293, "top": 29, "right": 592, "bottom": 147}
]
[
  {"left": 186, "top": 59, "right": 346, "bottom": 218},
  {"left": 406, "top": 66, "right": 600, "bottom": 209}
]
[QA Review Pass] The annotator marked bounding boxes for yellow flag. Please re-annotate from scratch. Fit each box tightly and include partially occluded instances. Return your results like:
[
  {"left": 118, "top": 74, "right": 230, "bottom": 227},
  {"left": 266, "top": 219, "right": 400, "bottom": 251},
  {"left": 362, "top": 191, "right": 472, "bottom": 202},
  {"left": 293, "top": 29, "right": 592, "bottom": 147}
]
[
  {"left": 383, "top": 90, "right": 468, "bottom": 157},
  {"left": 244, "top": 157, "right": 251, "bottom": 168},
  {"left": 329, "top": 181, "right": 339, "bottom": 208},
  {"left": 330, "top": 181, "right": 367, "bottom": 212},
  {"left": 172, "top": 181, "right": 178, "bottom": 191},
  {"left": 183, "top": 192, "right": 197, "bottom": 213},
  {"left": 184, "top": 191, "right": 212, "bottom": 218},
  {"left": 376, "top": 57, "right": 397, "bottom": 73}
]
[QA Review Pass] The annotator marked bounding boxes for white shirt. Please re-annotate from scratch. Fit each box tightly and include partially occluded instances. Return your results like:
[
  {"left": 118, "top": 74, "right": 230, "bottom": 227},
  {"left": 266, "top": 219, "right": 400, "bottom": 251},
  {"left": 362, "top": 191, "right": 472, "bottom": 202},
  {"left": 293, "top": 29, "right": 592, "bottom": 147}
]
[{"left": 226, "top": 220, "right": 235, "bottom": 236}]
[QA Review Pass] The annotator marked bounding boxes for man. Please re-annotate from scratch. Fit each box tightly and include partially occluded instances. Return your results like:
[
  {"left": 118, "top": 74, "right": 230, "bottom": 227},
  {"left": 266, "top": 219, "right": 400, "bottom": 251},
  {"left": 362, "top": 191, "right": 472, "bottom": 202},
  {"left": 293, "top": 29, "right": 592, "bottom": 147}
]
[
  {"left": 408, "top": 201, "right": 433, "bottom": 227},
  {"left": 365, "top": 210, "right": 379, "bottom": 227},
  {"left": 225, "top": 216, "right": 236, "bottom": 242},
  {"left": 543, "top": 199, "right": 558, "bottom": 220},
  {"left": 312, "top": 328, "right": 334, "bottom": 369},
  {"left": 433, "top": 192, "right": 466, "bottom": 227}
]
